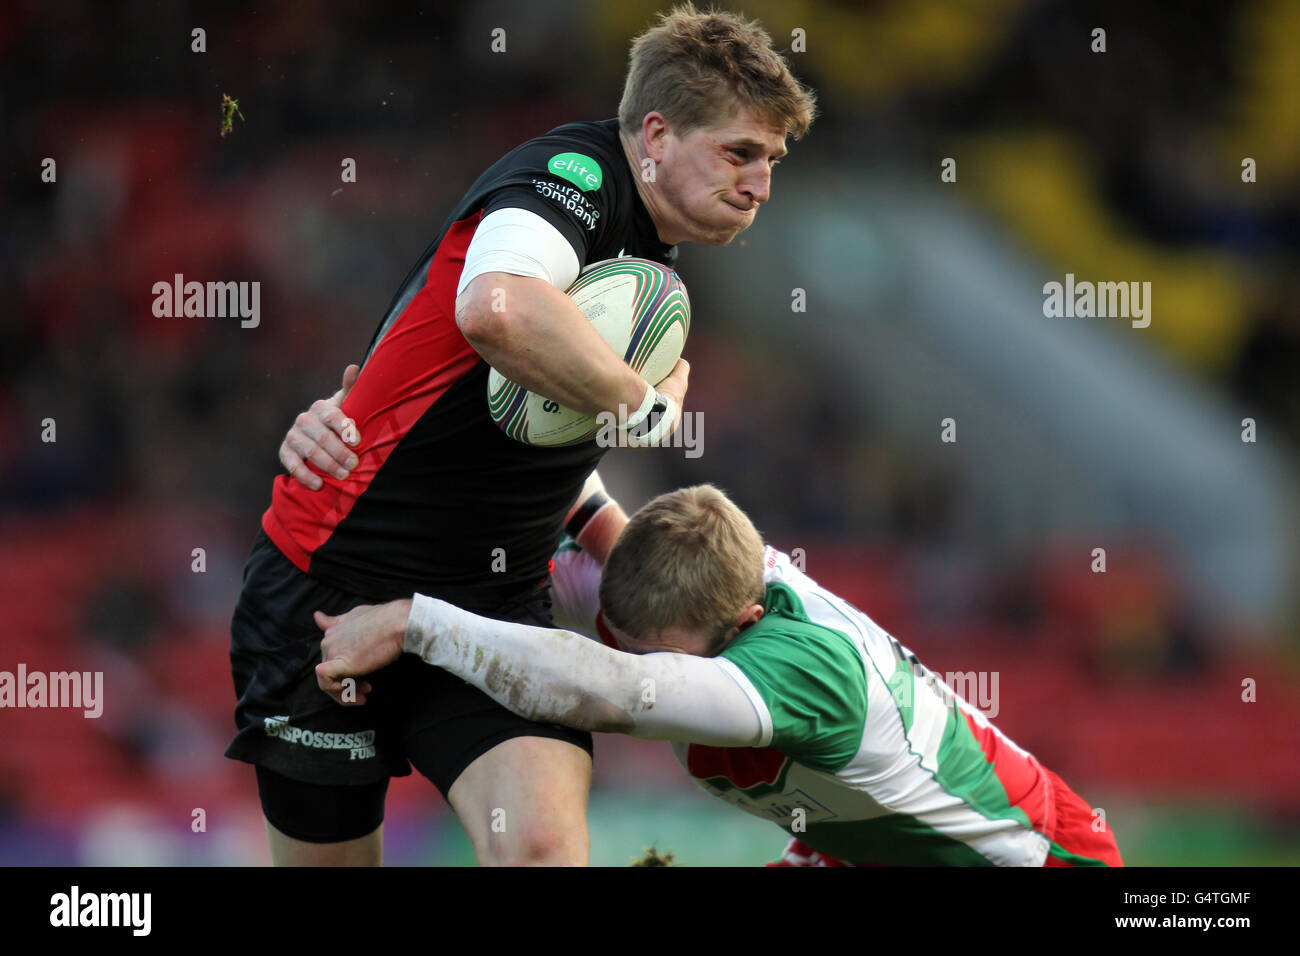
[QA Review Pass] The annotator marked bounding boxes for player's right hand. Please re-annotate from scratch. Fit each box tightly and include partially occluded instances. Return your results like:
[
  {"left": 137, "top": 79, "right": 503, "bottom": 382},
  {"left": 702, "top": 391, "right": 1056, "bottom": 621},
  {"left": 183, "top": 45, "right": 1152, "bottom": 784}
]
[
  {"left": 315, "top": 600, "right": 410, "bottom": 705},
  {"left": 649, "top": 357, "right": 690, "bottom": 442},
  {"left": 279, "top": 363, "right": 361, "bottom": 490}
]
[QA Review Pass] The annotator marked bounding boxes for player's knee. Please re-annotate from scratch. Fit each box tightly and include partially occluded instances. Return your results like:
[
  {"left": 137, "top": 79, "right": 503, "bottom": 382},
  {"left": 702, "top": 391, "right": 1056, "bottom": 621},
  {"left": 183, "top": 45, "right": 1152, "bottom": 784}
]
[{"left": 481, "top": 819, "right": 586, "bottom": 867}]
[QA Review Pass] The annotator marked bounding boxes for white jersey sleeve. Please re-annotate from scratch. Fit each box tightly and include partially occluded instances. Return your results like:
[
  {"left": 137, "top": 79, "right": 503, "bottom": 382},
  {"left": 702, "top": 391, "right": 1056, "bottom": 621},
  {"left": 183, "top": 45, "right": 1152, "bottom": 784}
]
[
  {"left": 548, "top": 542, "right": 603, "bottom": 641},
  {"left": 405, "top": 594, "right": 767, "bottom": 746},
  {"left": 456, "top": 207, "right": 581, "bottom": 296}
]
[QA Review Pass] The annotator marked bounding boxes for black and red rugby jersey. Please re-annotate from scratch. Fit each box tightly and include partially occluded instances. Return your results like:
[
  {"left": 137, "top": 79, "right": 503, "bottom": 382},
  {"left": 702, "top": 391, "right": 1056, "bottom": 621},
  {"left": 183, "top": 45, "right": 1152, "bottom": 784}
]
[{"left": 262, "top": 118, "right": 677, "bottom": 611}]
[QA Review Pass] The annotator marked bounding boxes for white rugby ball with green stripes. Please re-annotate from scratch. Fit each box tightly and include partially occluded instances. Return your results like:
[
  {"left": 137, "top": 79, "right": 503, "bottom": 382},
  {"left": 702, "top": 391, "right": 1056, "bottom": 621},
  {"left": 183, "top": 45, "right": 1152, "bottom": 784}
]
[{"left": 487, "top": 257, "right": 690, "bottom": 447}]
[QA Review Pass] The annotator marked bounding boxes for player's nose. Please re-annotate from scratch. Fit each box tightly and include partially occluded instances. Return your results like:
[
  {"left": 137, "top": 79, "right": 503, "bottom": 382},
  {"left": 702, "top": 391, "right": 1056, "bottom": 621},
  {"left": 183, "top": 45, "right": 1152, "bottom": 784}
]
[{"left": 739, "top": 166, "right": 771, "bottom": 206}]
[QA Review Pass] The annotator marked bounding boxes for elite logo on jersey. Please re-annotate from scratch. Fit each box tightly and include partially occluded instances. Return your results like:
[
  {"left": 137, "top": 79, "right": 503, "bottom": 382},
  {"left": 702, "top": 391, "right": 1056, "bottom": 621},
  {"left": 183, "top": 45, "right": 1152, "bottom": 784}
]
[{"left": 548, "top": 152, "right": 603, "bottom": 191}]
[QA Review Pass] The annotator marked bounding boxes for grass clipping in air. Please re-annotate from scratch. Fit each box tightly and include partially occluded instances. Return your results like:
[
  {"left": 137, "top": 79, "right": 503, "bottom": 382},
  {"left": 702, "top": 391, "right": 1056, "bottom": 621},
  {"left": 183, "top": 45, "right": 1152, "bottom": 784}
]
[
  {"left": 220, "top": 93, "right": 245, "bottom": 137},
  {"left": 631, "top": 846, "right": 676, "bottom": 867}
]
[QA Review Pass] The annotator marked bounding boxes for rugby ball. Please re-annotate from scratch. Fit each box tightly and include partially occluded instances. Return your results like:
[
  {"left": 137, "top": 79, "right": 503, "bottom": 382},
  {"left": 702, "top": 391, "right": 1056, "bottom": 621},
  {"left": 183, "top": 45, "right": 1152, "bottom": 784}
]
[{"left": 487, "top": 257, "right": 690, "bottom": 446}]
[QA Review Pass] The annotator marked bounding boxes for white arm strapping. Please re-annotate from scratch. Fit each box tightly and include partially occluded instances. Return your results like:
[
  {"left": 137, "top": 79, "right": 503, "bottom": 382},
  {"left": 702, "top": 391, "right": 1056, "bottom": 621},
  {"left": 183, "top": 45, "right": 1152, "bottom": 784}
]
[
  {"left": 405, "top": 594, "right": 766, "bottom": 746},
  {"left": 456, "top": 207, "right": 582, "bottom": 297}
]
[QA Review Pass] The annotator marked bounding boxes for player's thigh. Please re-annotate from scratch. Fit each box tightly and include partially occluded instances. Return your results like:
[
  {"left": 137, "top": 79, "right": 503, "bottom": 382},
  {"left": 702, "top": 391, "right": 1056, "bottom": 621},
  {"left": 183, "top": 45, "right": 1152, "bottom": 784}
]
[
  {"left": 447, "top": 735, "right": 593, "bottom": 867},
  {"left": 392, "top": 653, "right": 594, "bottom": 865},
  {"left": 255, "top": 764, "right": 390, "bottom": 866},
  {"left": 264, "top": 816, "right": 383, "bottom": 866}
]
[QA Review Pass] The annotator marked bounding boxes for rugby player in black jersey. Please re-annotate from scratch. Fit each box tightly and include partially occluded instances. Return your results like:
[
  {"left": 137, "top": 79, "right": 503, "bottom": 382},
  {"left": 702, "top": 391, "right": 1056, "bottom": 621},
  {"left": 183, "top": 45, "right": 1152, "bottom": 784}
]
[{"left": 228, "top": 4, "right": 815, "bottom": 865}]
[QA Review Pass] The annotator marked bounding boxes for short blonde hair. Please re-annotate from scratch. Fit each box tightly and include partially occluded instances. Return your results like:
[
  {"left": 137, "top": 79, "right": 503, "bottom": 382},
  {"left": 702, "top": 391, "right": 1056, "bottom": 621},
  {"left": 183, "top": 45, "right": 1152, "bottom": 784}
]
[
  {"left": 599, "top": 484, "right": 765, "bottom": 644},
  {"left": 618, "top": 3, "right": 817, "bottom": 141}
]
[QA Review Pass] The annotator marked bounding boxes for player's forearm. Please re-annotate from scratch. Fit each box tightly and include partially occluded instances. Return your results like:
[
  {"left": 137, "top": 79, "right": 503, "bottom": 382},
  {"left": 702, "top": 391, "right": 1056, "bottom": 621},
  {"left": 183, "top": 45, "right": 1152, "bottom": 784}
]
[
  {"left": 403, "top": 595, "right": 763, "bottom": 745},
  {"left": 575, "top": 501, "right": 627, "bottom": 565},
  {"left": 456, "top": 273, "right": 647, "bottom": 417},
  {"left": 563, "top": 470, "right": 629, "bottom": 565},
  {"left": 406, "top": 594, "right": 638, "bottom": 734}
]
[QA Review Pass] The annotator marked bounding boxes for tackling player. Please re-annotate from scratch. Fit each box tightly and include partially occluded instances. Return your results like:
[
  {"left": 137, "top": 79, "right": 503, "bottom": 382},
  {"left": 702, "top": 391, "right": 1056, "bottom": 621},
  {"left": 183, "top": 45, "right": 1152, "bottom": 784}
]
[
  {"left": 314, "top": 480, "right": 1124, "bottom": 867},
  {"left": 227, "top": 5, "right": 816, "bottom": 866}
]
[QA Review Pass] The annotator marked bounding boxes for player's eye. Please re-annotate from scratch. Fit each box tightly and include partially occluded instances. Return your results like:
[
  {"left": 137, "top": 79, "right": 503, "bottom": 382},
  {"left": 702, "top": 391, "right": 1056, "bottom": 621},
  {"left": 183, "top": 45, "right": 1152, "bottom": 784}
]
[{"left": 729, "top": 147, "right": 748, "bottom": 161}]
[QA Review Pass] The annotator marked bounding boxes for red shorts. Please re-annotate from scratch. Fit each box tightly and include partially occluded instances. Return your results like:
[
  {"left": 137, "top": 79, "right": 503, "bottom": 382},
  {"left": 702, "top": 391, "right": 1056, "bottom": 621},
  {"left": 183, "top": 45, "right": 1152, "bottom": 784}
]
[
  {"left": 1040, "top": 766, "right": 1123, "bottom": 867},
  {"left": 767, "top": 766, "right": 1123, "bottom": 867}
]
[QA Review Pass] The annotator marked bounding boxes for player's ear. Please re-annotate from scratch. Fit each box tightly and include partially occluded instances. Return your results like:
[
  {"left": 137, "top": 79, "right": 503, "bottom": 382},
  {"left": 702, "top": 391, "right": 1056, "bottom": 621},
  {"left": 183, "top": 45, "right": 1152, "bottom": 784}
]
[
  {"left": 736, "top": 604, "right": 764, "bottom": 629},
  {"left": 716, "top": 605, "right": 764, "bottom": 654},
  {"left": 642, "top": 111, "right": 670, "bottom": 161}
]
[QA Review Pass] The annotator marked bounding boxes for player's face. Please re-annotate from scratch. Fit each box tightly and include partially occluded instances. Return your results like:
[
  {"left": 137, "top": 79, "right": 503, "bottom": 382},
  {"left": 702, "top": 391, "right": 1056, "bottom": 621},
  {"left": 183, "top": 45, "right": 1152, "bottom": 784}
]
[
  {"left": 602, "top": 604, "right": 765, "bottom": 658},
  {"left": 606, "top": 620, "right": 727, "bottom": 658},
  {"left": 652, "top": 108, "right": 788, "bottom": 246}
]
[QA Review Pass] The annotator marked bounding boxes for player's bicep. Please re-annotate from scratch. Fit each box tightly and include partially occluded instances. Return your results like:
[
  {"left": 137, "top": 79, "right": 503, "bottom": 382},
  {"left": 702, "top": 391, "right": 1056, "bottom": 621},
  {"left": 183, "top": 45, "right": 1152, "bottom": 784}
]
[
  {"left": 624, "top": 653, "right": 767, "bottom": 747},
  {"left": 456, "top": 206, "right": 581, "bottom": 299}
]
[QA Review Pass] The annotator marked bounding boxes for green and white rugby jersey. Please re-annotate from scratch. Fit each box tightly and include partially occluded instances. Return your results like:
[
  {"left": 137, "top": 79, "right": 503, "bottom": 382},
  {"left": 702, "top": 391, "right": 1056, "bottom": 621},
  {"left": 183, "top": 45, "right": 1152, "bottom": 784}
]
[{"left": 677, "top": 546, "right": 1055, "bottom": 866}]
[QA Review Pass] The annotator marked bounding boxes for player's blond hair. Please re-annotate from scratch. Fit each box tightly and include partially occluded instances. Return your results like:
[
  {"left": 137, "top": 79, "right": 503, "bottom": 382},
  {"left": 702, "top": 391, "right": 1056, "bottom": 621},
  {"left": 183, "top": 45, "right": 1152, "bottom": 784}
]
[
  {"left": 599, "top": 484, "right": 765, "bottom": 647},
  {"left": 618, "top": 3, "right": 817, "bottom": 141}
]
